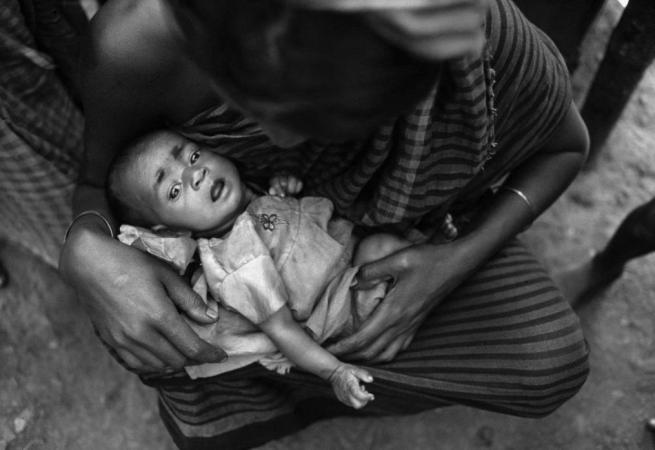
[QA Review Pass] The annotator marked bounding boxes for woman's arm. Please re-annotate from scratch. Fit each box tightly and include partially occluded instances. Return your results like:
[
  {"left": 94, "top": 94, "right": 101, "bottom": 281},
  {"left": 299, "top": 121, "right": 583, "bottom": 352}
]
[
  {"left": 328, "top": 103, "right": 589, "bottom": 362},
  {"left": 260, "top": 306, "right": 374, "bottom": 408},
  {"left": 59, "top": 0, "right": 226, "bottom": 372}
]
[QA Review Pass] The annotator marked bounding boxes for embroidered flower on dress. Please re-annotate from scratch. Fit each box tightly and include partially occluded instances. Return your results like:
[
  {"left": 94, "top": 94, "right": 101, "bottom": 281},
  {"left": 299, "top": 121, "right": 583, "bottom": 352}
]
[{"left": 254, "top": 213, "right": 288, "bottom": 231}]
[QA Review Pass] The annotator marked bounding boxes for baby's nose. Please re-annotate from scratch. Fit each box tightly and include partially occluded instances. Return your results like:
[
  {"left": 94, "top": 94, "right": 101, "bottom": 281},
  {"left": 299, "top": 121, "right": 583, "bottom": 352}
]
[{"left": 186, "top": 166, "right": 206, "bottom": 190}]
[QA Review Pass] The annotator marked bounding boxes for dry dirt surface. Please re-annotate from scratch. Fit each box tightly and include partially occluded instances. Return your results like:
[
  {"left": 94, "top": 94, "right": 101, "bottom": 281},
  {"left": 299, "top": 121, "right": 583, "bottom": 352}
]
[{"left": 1, "top": 2, "right": 654, "bottom": 449}]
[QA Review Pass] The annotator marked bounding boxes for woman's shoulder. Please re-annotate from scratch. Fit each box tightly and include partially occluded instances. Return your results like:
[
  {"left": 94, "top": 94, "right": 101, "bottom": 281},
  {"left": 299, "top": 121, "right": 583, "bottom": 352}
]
[{"left": 82, "top": 0, "right": 217, "bottom": 123}]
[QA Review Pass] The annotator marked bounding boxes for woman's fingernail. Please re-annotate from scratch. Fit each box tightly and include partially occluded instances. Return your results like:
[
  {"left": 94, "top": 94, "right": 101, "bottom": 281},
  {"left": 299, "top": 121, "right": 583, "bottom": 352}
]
[{"left": 206, "top": 303, "right": 219, "bottom": 319}]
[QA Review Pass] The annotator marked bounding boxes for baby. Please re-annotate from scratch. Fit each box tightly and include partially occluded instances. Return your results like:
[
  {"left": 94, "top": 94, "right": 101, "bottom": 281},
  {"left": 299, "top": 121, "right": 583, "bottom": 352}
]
[{"left": 107, "top": 129, "right": 410, "bottom": 409}]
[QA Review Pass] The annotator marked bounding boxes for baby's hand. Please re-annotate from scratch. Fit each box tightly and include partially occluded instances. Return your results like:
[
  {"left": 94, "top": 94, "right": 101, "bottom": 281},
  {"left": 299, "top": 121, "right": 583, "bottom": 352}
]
[
  {"left": 328, "top": 364, "right": 374, "bottom": 409},
  {"left": 269, "top": 174, "right": 303, "bottom": 198}
]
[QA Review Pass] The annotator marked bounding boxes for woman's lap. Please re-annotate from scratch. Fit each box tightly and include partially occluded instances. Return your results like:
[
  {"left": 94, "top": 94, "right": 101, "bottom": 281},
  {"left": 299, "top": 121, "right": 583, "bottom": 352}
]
[{"left": 146, "top": 238, "right": 589, "bottom": 450}]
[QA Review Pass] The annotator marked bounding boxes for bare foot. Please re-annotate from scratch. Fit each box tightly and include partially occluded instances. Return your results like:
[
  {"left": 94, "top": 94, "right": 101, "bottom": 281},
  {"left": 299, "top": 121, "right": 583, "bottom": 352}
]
[{"left": 554, "top": 252, "right": 623, "bottom": 307}]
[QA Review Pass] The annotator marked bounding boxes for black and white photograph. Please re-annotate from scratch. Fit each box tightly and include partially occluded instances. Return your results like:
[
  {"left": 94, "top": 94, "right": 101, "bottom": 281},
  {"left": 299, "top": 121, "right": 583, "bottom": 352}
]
[{"left": 1, "top": 0, "right": 654, "bottom": 448}]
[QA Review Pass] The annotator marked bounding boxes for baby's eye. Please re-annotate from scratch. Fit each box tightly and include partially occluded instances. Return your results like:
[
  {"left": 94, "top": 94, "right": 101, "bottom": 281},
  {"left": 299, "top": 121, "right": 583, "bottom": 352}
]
[
  {"left": 169, "top": 184, "right": 181, "bottom": 200},
  {"left": 190, "top": 151, "right": 200, "bottom": 164}
]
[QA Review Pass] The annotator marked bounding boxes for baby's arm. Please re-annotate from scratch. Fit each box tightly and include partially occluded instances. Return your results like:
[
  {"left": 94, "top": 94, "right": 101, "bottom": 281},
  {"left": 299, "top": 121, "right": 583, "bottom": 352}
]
[{"left": 259, "top": 306, "right": 374, "bottom": 409}]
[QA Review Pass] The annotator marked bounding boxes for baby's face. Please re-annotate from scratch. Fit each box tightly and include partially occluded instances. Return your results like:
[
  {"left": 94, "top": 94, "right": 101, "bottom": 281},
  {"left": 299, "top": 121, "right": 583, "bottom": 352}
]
[{"left": 124, "top": 131, "right": 249, "bottom": 234}]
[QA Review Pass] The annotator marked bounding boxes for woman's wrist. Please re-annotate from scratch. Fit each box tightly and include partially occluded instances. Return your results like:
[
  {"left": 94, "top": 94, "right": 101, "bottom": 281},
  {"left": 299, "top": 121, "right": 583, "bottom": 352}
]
[
  {"left": 59, "top": 214, "right": 117, "bottom": 281},
  {"left": 445, "top": 194, "right": 531, "bottom": 277},
  {"left": 64, "top": 210, "right": 115, "bottom": 244}
]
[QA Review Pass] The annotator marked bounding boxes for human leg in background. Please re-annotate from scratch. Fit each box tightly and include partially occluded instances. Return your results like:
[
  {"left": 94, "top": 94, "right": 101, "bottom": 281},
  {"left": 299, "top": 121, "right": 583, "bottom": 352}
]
[{"left": 555, "top": 196, "right": 655, "bottom": 307}]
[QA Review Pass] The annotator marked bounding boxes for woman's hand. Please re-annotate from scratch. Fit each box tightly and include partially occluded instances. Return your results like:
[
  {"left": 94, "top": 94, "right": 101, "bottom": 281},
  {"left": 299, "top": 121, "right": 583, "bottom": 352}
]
[
  {"left": 59, "top": 226, "right": 226, "bottom": 373},
  {"left": 328, "top": 241, "right": 470, "bottom": 363},
  {"left": 366, "top": 0, "right": 489, "bottom": 61}
]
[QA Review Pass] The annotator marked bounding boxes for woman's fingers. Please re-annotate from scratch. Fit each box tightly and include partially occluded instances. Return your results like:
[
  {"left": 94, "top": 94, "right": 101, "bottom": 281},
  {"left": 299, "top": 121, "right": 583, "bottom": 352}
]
[
  {"left": 355, "top": 254, "right": 400, "bottom": 290},
  {"left": 164, "top": 274, "right": 218, "bottom": 324},
  {"left": 131, "top": 330, "right": 190, "bottom": 369},
  {"left": 327, "top": 300, "right": 395, "bottom": 357},
  {"left": 155, "top": 313, "right": 227, "bottom": 365},
  {"left": 115, "top": 347, "right": 160, "bottom": 373},
  {"left": 162, "top": 274, "right": 226, "bottom": 361},
  {"left": 374, "top": 329, "right": 415, "bottom": 362}
]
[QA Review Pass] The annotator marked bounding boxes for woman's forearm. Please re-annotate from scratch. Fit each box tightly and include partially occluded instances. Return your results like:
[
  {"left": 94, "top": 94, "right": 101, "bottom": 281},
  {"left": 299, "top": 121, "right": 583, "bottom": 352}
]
[
  {"left": 260, "top": 306, "right": 341, "bottom": 380},
  {"left": 450, "top": 103, "right": 589, "bottom": 275}
]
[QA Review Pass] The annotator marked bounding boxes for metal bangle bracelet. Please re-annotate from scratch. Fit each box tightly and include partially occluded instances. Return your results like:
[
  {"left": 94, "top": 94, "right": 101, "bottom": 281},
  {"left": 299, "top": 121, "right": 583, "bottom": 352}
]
[
  {"left": 63, "top": 210, "right": 115, "bottom": 243},
  {"left": 501, "top": 186, "right": 537, "bottom": 220}
]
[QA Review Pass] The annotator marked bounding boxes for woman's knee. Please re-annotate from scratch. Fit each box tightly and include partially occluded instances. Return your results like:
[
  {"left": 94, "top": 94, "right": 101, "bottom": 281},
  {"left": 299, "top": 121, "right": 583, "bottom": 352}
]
[{"left": 509, "top": 313, "right": 590, "bottom": 417}]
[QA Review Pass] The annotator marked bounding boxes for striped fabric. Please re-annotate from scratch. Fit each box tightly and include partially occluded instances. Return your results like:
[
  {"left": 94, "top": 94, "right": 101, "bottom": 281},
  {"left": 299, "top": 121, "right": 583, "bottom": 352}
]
[
  {"left": 153, "top": 0, "right": 587, "bottom": 448},
  {"left": 0, "top": 0, "right": 83, "bottom": 266},
  {"left": 146, "top": 241, "right": 588, "bottom": 449}
]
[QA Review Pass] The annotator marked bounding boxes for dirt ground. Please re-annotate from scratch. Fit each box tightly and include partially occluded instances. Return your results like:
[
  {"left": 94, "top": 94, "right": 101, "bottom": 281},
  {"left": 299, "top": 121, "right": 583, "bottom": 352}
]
[{"left": 1, "top": 1, "right": 654, "bottom": 449}]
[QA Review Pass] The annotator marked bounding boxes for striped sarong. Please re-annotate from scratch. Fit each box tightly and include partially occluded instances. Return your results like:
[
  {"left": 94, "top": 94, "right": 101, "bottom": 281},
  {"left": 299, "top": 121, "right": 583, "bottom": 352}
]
[{"left": 150, "top": 0, "right": 589, "bottom": 448}]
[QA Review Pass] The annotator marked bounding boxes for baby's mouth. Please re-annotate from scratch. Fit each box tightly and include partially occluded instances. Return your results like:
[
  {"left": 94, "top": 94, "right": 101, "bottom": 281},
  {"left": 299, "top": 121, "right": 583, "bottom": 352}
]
[{"left": 210, "top": 179, "right": 225, "bottom": 202}]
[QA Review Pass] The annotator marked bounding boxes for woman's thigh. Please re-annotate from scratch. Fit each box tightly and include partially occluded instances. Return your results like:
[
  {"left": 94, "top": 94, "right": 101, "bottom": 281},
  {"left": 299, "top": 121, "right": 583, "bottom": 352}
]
[
  {"left": 369, "top": 238, "right": 589, "bottom": 417},
  {"left": 150, "top": 239, "right": 589, "bottom": 449}
]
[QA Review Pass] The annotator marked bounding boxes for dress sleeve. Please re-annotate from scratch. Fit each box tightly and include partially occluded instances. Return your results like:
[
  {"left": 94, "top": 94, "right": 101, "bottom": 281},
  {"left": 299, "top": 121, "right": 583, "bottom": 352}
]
[
  {"left": 198, "top": 214, "right": 288, "bottom": 325},
  {"left": 117, "top": 225, "right": 197, "bottom": 275}
]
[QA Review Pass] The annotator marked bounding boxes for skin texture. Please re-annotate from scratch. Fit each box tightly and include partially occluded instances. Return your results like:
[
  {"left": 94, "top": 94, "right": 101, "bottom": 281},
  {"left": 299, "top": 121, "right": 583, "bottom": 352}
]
[
  {"left": 59, "top": 0, "right": 587, "bottom": 373},
  {"left": 113, "top": 130, "right": 253, "bottom": 234}
]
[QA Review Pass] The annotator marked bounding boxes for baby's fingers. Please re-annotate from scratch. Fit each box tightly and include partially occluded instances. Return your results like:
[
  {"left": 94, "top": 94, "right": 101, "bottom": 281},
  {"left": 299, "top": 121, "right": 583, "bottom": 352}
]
[
  {"left": 352, "top": 367, "right": 374, "bottom": 384},
  {"left": 268, "top": 185, "right": 285, "bottom": 197},
  {"left": 268, "top": 178, "right": 287, "bottom": 197},
  {"left": 348, "top": 381, "right": 374, "bottom": 408},
  {"left": 287, "top": 177, "right": 303, "bottom": 195},
  {"left": 346, "top": 368, "right": 374, "bottom": 407}
]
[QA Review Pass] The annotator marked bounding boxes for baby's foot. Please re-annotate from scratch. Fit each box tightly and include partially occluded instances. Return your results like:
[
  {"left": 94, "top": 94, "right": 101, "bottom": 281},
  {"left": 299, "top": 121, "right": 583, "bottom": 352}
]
[
  {"left": 328, "top": 364, "right": 374, "bottom": 409},
  {"left": 553, "top": 252, "right": 624, "bottom": 307}
]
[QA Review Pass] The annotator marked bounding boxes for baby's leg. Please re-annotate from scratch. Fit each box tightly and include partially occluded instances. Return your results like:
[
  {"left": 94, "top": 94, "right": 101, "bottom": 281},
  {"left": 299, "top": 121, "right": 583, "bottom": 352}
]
[{"left": 353, "top": 233, "right": 411, "bottom": 266}]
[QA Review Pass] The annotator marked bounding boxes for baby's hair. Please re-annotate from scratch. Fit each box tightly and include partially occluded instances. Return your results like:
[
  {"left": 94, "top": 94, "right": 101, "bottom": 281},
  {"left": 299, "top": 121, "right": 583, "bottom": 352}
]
[{"left": 106, "top": 131, "right": 162, "bottom": 227}]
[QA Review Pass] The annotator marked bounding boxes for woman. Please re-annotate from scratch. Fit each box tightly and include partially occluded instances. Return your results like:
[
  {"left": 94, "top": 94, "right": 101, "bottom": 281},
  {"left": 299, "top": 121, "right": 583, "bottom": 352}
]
[{"left": 59, "top": 0, "right": 590, "bottom": 448}]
